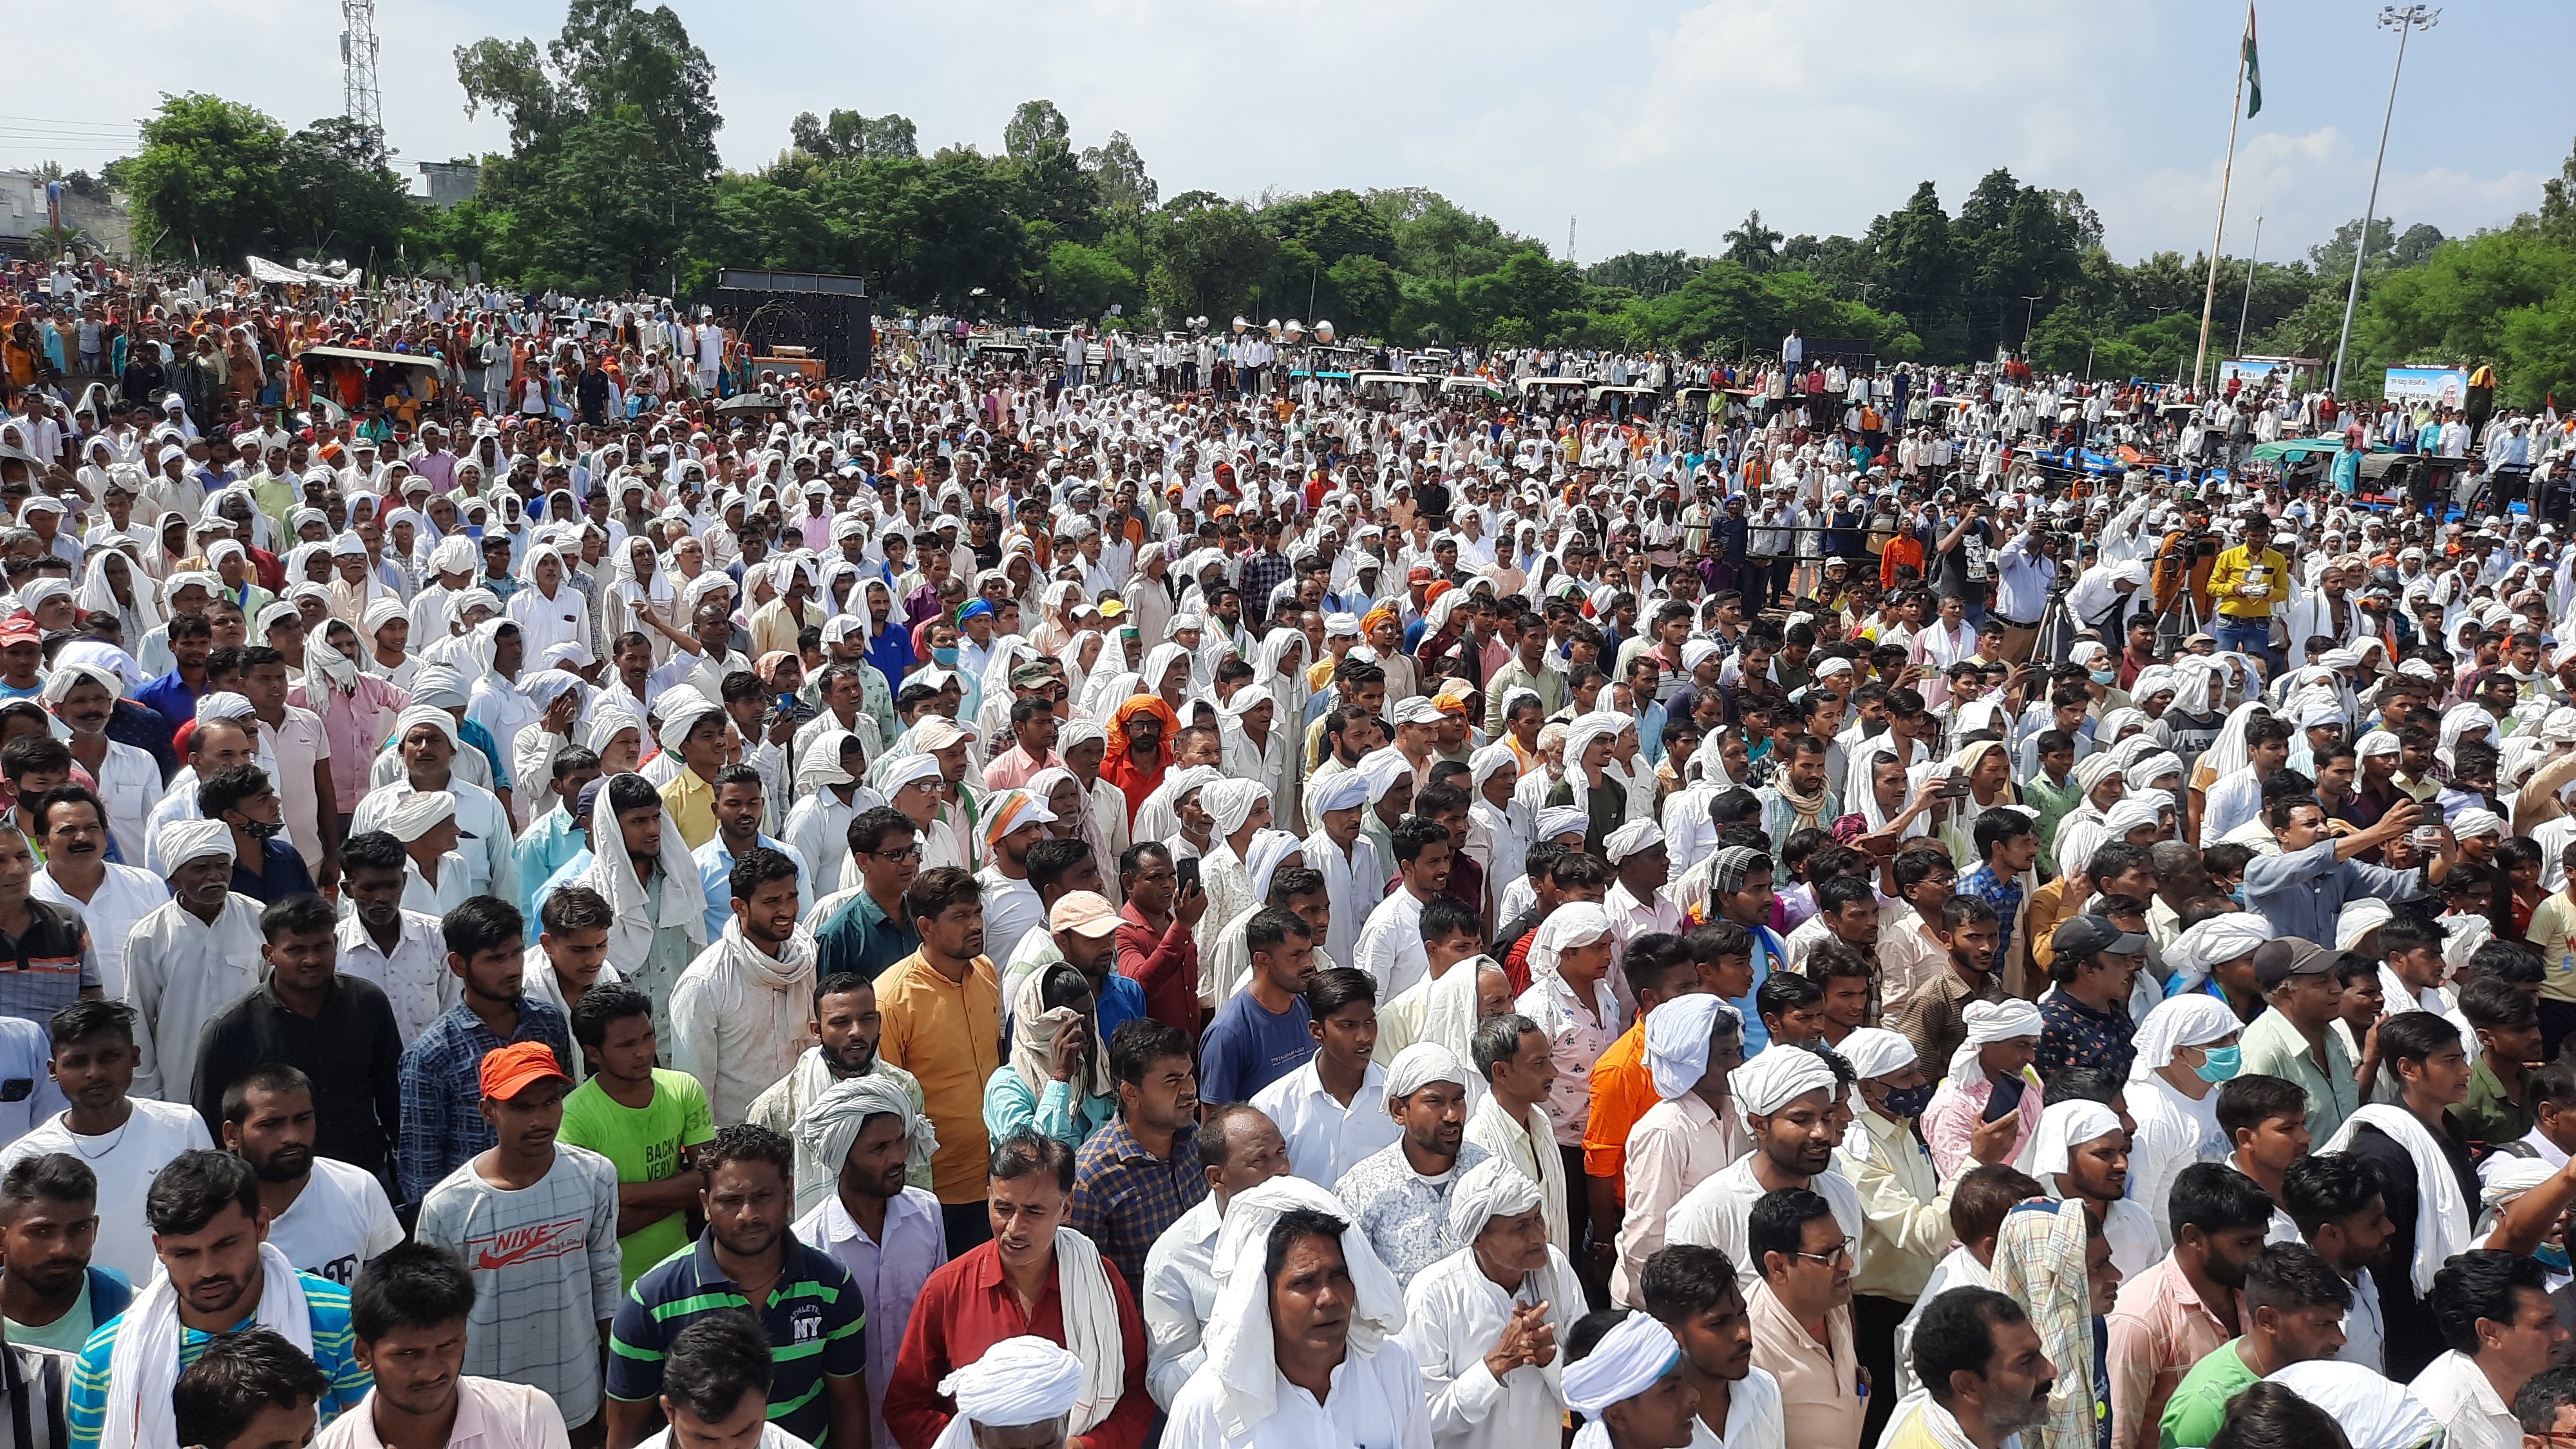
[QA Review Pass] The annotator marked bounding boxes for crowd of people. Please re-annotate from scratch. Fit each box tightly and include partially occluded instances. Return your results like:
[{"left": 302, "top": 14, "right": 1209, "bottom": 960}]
[{"left": 5, "top": 254, "right": 2576, "bottom": 1449}]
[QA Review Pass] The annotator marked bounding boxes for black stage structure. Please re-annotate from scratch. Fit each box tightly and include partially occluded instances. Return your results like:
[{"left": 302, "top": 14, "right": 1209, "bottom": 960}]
[{"left": 712, "top": 270, "right": 872, "bottom": 378}]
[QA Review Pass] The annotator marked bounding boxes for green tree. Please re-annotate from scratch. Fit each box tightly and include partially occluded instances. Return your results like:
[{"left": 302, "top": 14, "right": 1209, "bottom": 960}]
[
  {"left": 278, "top": 117, "right": 419, "bottom": 265},
  {"left": 117, "top": 94, "right": 289, "bottom": 263},
  {"left": 1003, "top": 100, "right": 1070, "bottom": 160},
  {"left": 1722, "top": 211, "right": 1782, "bottom": 271},
  {"left": 1148, "top": 200, "right": 1277, "bottom": 321},
  {"left": 790, "top": 110, "right": 917, "bottom": 161},
  {"left": 1081, "top": 131, "right": 1155, "bottom": 214}
]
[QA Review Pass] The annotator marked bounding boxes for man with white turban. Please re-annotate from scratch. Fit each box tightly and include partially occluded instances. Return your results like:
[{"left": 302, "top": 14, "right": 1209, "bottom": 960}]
[
  {"left": 561, "top": 773, "right": 708, "bottom": 1048},
  {"left": 2124, "top": 996, "right": 2246, "bottom": 1250},
  {"left": 1141, "top": 1104, "right": 1294, "bottom": 1409},
  {"left": 1333, "top": 1043, "right": 1494, "bottom": 1287},
  {"left": 1400, "top": 1159, "right": 1587, "bottom": 1449},
  {"left": 926, "top": 1335, "right": 1088, "bottom": 1449},
  {"left": 791, "top": 1074, "right": 947, "bottom": 1449},
  {"left": 1558, "top": 1311, "right": 1690, "bottom": 1449},
  {"left": 1669, "top": 1045, "right": 1865, "bottom": 1295},
  {"left": 349, "top": 704, "right": 518, "bottom": 907},
  {"left": 2161, "top": 914, "right": 2274, "bottom": 1016},
  {"left": 2028, "top": 1097, "right": 2158, "bottom": 1280},
  {"left": 1303, "top": 769, "right": 1385, "bottom": 973},
  {"left": 1161, "top": 1176, "right": 1428, "bottom": 1449},
  {"left": 1919, "top": 998, "right": 2047, "bottom": 1182},
  {"left": 1611, "top": 996, "right": 1747, "bottom": 1306},
  {"left": 120, "top": 818, "right": 265, "bottom": 1103}
]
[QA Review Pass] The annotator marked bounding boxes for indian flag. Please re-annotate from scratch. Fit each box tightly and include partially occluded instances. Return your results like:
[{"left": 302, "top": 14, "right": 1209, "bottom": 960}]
[{"left": 2243, "top": 6, "right": 2262, "bottom": 117}]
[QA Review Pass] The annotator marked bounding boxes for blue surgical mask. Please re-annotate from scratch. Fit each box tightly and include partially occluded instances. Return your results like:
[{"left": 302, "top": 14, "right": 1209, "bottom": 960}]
[
  {"left": 2192, "top": 1044, "right": 2244, "bottom": 1084},
  {"left": 932, "top": 647, "right": 959, "bottom": 667},
  {"left": 2090, "top": 668, "right": 2117, "bottom": 685},
  {"left": 2541, "top": 1242, "right": 2571, "bottom": 1274}
]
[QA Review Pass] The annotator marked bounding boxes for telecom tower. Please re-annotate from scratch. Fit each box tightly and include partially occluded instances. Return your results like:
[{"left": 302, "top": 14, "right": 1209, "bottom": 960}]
[{"left": 341, "top": 0, "right": 382, "bottom": 135}]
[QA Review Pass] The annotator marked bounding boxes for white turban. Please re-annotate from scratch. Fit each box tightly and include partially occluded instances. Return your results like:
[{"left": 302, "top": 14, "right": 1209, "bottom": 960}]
[
  {"left": 1534, "top": 805, "right": 1590, "bottom": 841},
  {"left": 2128, "top": 995, "right": 2241, "bottom": 1080},
  {"left": 2452, "top": 807, "right": 2505, "bottom": 840},
  {"left": 2335, "top": 897, "right": 2396, "bottom": 953},
  {"left": 793, "top": 1074, "right": 935, "bottom": 1212},
  {"left": 1947, "top": 998, "right": 2044, "bottom": 1086},
  {"left": 1204, "top": 779, "right": 1267, "bottom": 839},
  {"left": 1838, "top": 1027, "right": 1918, "bottom": 1082},
  {"left": 390, "top": 705, "right": 461, "bottom": 753},
  {"left": 363, "top": 597, "right": 407, "bottom": 636},
  {"left": 379, "top": 790, "right": 457, "bottom": 843},
  {"left": 2353, "top": 728, "right": 2401, "bottom": 759},
  {"left": 256, "top": 600, "right": 301, "bottom": 636},
  {"left": 1604, "top": 819, "right": 1663, "bottom": 864},
  {"left": 1563, "top": 1311, "right": 1682, "bottom": 1449},
  {"left": 1732, "top": 1044, "right": 1839, "bottom": 1117},
  {"left": 1384, "top": 1043, "right": 1470, "bottom": 1105},
  {"left": 1447, "top": 1157, "right": 1544, "bottom": 1243},
  {"left": 1200, "top": 1177, "right": 1406, "bottom": 1439},
  {"left": 1644, "top": 994, "right": 1740, "bottom": 1101},
  {"left": 2164, "top": 914, "right": 2274, "bottom": 985},
  {"left": 2102, "top": 791, "right": 2167, "bottom": 837},
  {"left": 1310, "top": 770, "right": 1372, "bottom": 814},
  {"left": 155, "top": 817, "right": 234, "bottom": 869},
  {"left": 2031, "top": 1100, "right": 2125, "bottom": 1180},
  {"left": 1528, "top": 902, "right": 1613, "bottom": 987},
  {"left": 410, "top": 665, "right": 468, "bottom": 708},
  {"left": 876, "top": 753, "right": 943, "bottom": 795},
  {"left": 1358, "top": 748, "right": 1411, "bottom": 805},
  {"left": 39, "top": 663, "right": 120, "bottom": 708},
  {"left": 1469, "top": 743, "right": 1519, "bottom": 792},
  {"left": 655, "top": 689, "right": 724, "bottom": 757},
  {"left": 929, "top": 1337, "right": 1088, "bottom": 1449},
  {"left": 194, "top": 690, "right": 254, "bottom": 724}
]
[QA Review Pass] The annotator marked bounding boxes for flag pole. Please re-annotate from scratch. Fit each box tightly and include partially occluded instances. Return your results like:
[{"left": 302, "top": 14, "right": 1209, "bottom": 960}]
[{"left": 2193, "top": 2, "right": 2253, "bottom": 397}]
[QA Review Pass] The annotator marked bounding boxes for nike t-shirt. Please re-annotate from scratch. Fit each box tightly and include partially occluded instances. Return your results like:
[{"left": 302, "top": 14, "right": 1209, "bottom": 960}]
[
  {"left": 558, "top": 1068, "right": 717, "bottom": 1289},
  {"left": 266, "top": 1157, "right": 404, "bottom": 1286},
  {"left": 412, "top": 1145, "right": 623, "bottom": 1428}
]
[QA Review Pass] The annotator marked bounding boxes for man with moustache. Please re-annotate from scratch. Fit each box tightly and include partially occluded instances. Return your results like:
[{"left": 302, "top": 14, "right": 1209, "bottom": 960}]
[
  {"left": 748, "top": 972, "right": 930, "bottom": 1215},
  {"left": 219, "top": 1066, "right": 401, "bottom": 1288}
]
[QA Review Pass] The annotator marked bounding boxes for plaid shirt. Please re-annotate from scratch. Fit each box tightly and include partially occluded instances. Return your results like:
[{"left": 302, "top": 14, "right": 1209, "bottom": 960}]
[
  {"left": 1065, "top": 1115, "right": 1206, "bottom": 1288},
  {"left": 395, "top": 997, "right": 572, "bottom": 1204},
  {"left": 1237, "top": 549, "right": 1291, "bottom": 627},
  {"left": 1960, "top": 862, "right": 2023, "bottom": 960}
]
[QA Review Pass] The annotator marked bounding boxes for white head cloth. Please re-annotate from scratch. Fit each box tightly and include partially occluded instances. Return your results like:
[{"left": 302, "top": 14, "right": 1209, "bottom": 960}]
[
  {"left": 1311, "top": 770, "right": 1371, "bottom": 813},
  {"left": 2031, "top": 1100, "right": 2124, "bottom": 1182},
  {"left": 380, "top": 790, "right": 457, "bottom": 843},
  {"left": 1446, "top": 1157, "right": 1544, "bottom": 1243},
  {"left": 1946, "top": 998, "right": 2044, "bottom": 1086},
  {"left": 2128, "top": 995, "right": 2241, "bottom": 1081},
  {"left": 1528, "top": 902, "right": 1613, "bottom": 987},
  {"left": 1562, "top": 1312, "right": 1683, "bottom": 1449},
  {"left": 1732, "top": 1044, "right": 1839, "bottom": 1117},
  {"left": 1604, "top": 819, "right": 1663, "bottom": 864},
  {"left": 795, "top": 1074, "right": 937, "bottom": 1202},
  {"left": 1199, "top": 1177, "right": 1406, "bottom": 1441},
  {"left": 1643, "top": 994, "right": 1739, "bottom": 1101},
  {"left": 929, "top": 1336, "right": 1088, "bottom": 1449},
  {"left": 1384, "top": 1042, "right": 1470, "bottom": 1106},
  {"left": 155, "top": 817, "right": 234, "bottom": 868},
  {"left": 1838, "top": 1027, "right": 1917, "bottom": 1081}
]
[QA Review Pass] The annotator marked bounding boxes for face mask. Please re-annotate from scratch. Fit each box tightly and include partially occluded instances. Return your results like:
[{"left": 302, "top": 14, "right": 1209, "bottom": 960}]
[
  {"left": 2192, "top": 1044, "right": 2244, "bottom": 1084},
  {"left": 2090, "top": 668, "right": 2117, "bottom": 685},
  {"left": 233, "top": 815, "right": 284, "bottom": 842},
  {"left": 1879, "top": 1082, "right": 1937, "bottom": 1120},
  {"left": 2540, "top": 1242, "right": 2571, "bottom": 1274},
  {"left": 932, "top": 647, "right": 959, "bottom": 667}
]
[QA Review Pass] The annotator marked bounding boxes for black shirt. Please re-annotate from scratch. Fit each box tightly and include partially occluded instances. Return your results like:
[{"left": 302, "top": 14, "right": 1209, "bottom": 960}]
[
  {"left": 2346, "top": 1116, "right": 2480, "bottom": 1381},
  {"left": 190, "top": 974, "right": 404, "bottom": 1179}
]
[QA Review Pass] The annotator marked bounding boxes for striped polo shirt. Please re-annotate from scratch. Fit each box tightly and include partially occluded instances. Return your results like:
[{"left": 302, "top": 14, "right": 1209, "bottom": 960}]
[
  {"left": 68, "top": 1275, "right": 369, "bottom": 1449},
  {"left": 606, "top": 1229, "right": 864, "bottom": 1445}
]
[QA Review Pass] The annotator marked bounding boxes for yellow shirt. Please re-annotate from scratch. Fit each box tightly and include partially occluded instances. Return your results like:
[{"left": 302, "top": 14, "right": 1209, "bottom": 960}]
[
  {"left": 2207, "top": 544, "right": 2288, "bottom": 619},
  {"left": 875, "top": 951, "right": 1003, "bottom": 1201},
  {"left": 658, "top": 766, "right": 718, "bottom": 850},
  {"left": 2528, "top": 891, "right": 2576, "bottom": 1003}
]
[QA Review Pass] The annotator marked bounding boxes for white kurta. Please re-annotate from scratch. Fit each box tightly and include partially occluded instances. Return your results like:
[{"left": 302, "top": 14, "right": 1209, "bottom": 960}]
[
  {"left": 668, "top": 932, "right": 814, "bottom": 1126},
  {"left": 85, "top": 740, "right": 161, "bottom": 869},
  {"left": 1143, "top": 1194, "right": 1222, "bottom": 1410},
  {"left": 1164, "top": 1338, "right": 1434, "bottom": 1449},
  {"left": 782, "top": 788, "right": 861, "bottom": 899},
  {"left": 2128, "top": 1075, "right": 2231, "bottom": 1250},
  {"left": 1669, "top": 1156, "right": 1866, "bottom": 1294},
  {"left": 120, "top": 893, "right": 267, "bottom": 1103},
  {"left": 1399, "top": 1247, "right": 1584, "bottom": 1449},
  {"left": 352, "top": 777, "right": 519, "bottom": 906},
  {"left": 31, "top": 861, "right": 168, "bottom": 999}
]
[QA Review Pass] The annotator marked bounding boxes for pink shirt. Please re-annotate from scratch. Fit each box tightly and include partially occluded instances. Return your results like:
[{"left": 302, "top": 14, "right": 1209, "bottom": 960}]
[
  {"left": 980, "top": 744, "right": 1059, "bottom": 793},
  {"left": 314, "top": 1376, "right": 570, "bottom": 1449},
  {"left": 292, "top": 675, "right": 410, "bottom": 815},
  {"left": 2105, "top": 1253, "right": 2242, "bottom": 1449},
  {"left": 1919, "top": 1070, "right": 2043, "bottom": 1183},
  {"left": 1613, "top": 1092, "right": 1747, "bottom": 1306}
]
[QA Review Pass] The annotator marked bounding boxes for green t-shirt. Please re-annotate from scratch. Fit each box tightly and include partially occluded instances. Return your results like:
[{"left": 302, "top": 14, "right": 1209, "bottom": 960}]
[
  {"left": 2159, "top": 1338, "right": 2262, "bottom": 1449},
  {"left": 558, "top": 1068, "right": 717, "bottom": 1291}
]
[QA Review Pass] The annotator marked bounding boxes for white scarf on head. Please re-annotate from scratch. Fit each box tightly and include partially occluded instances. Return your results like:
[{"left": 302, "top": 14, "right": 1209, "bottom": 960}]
[{"left": 102, "top": 1243, "right": 312, "bottom": 1449}]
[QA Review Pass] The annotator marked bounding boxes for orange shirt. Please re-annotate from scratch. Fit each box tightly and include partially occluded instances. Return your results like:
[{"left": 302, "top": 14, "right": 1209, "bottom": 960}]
[
  {"left": 1581, "top": 1021, "right": 1658, "bottom": 1186},
  {"left": 873, "top": 950, "right": 1003, "bottom": 1202},
  {"left": 1880, "top": 532, "right": 1926, "bottom": 587}
]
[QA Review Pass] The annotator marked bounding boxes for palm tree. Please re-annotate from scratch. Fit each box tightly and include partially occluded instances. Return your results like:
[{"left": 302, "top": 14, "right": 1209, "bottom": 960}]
[{"left": 1723, "top": 210, "right": 1782, "bottom": 271}]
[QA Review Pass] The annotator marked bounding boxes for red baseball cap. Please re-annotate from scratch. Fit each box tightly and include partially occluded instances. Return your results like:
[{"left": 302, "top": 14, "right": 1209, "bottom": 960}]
[
  {"left": 478, "top": 1041, "right": 571, "bottom": 1101},
  {"left": 0, "top": 619, "right": 39, "bottom": 650}
]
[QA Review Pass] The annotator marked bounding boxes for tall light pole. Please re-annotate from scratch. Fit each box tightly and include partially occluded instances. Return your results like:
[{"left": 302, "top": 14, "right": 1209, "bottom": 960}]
[{"left": 2332, "top": 5, "right": 2438, "bottom": 398}]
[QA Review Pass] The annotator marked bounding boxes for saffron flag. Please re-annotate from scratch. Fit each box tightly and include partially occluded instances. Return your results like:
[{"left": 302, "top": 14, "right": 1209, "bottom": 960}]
[{"left": 2244, "top": 6, "right": 2262, "bottom": 117}]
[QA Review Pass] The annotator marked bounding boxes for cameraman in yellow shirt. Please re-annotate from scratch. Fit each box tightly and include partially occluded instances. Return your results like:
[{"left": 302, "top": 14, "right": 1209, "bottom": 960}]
[{"left": 2206, "top": 513, "right": 2289, "bottom": 669}]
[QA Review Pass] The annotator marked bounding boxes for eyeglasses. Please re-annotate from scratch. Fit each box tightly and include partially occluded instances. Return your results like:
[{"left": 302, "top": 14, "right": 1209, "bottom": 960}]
[
  {"left": 1792, "top": 1238, "right": 1857, "bottom": 1267},
  {"left": 875, "top": 844, "right": 924, "bottom": 862}
]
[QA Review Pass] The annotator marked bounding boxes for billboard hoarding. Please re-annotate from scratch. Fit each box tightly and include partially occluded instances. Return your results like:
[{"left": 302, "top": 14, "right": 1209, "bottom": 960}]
[{"left": 2383, "top": 366, "right": 2470, "bottom": 407}]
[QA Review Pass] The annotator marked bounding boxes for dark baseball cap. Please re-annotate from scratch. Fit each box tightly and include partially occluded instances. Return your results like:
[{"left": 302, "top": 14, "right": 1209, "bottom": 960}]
[
  {"left": 2051, "top": 914, "right": 2148, "bottom": 960},
  {"left": 2251, "top": 936, "right": 2336, "bottom": 989}
]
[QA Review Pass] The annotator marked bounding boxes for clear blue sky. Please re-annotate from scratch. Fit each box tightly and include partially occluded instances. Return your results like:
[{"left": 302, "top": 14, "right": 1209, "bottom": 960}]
[{"left": 7, "top": 0, "right": 2568, "bottom": 267}]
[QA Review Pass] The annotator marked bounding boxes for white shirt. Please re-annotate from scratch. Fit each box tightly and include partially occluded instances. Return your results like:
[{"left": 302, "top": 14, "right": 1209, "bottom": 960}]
[
  {"left": 1142, "top": 1194, "right": 1222, "bottom": 1409},
  {"left": 1354, "top": 889, "right": 1431, "bottom": 1001},
  {"left": 335, "top": 908, "right": 457, "bottom": 1046},
  {"left": 0, "top": 1019, "right": 64, "bottom": 1151},
  {"left": 0, "top": 1098, "right": 213, "bottom": 1282},
  {"left": 1513, "top": 976, "right": 1624, "bottom": 1148},
  {"left": 668, "top": 937, "right": 815, "bottom": 1126},
  {"left": 793, "top": 1185, "right": 947, "bottom": 1449},
  {"left": 1669, "top": 1156, "right": 1866, "bottom": 1294},
  {"left": 265, "top": 1156, "right": 405, "bottom": 1285},
  {"left": 2128, "top": 1075, "right": 2230, "bottom": 1251},
  {"left": 80, "top": 739, "right": 160, "bottom": 868},
  {"left": 1892, "top": 1247, "right": 1989, "bottom": 1403},
  {"left": 119, "top": 891, "right": 267, "bottom": 1103},
  {"left": 1164, "top": 1338, "right": 1434, "bottom": 1449},
  {"left": 30, "top": 861, "right": 166, "bottom": 999},
  {"left": 2199, "top": 766, "right": 2265, "bottom": 847},
  {"left": 1400, "top": 1247, "right": 1586, "bottom": 1449},
  {"left": 1687, "top": 1367, "right": 1785, "bottom": 1449},
  {"left": 1253, "top": 1057, "right": 1402, "bottom": 1189},
  {"left": 314, "top": 1377, "right": 572, "bottom": 1449},
  {"left": 2334, "top": 1266, "right": 2385, "bottom": 1374},
  {"left": 2408, "top": 1350, "right": 2518, "bottom": 1449},
  {"left": 976, "top": 869, "right": 1046, "bottom": 965}
]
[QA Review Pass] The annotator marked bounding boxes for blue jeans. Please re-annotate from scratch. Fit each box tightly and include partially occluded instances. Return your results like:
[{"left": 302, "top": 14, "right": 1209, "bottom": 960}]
[{"left": 2213, "top": 615, "right": 2275, "bottom": 670}]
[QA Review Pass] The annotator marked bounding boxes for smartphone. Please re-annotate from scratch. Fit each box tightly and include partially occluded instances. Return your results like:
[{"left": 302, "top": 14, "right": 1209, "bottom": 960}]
[
  {"left": 2411, "top": 825, "right": 2443, "bottom": 847},
  {"left": 1938, "top": 775, "right": 1974, "bottom": 800},
  {"left": 1175, "top": 856, "right": 1201, "bottom": 893}
]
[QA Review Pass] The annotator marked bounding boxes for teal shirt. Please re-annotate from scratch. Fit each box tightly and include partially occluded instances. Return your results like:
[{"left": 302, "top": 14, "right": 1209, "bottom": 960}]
[
  {"left": 513, "top": 807, "right": 584, "bottom": 919},
  {"left": 812, "top": 888, "right": 920, "bottom": 981},
  {"left": 983, "top": 1065, "right": 1115, "bottom": 1148},
  {"left": 71, "top": 1273, "right": 369, "bottom": 1448}
]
